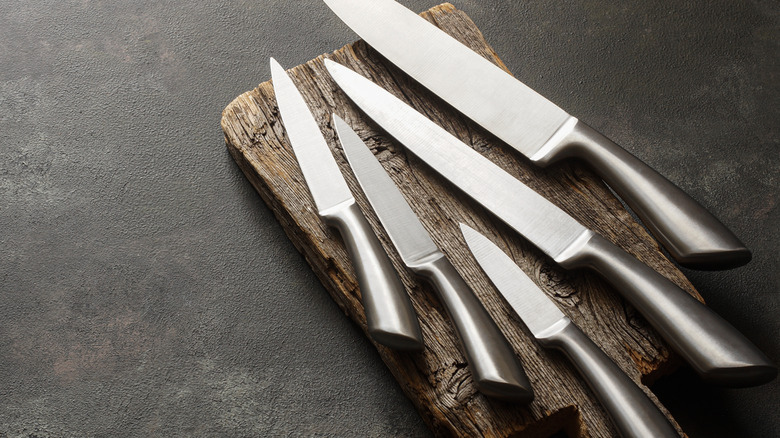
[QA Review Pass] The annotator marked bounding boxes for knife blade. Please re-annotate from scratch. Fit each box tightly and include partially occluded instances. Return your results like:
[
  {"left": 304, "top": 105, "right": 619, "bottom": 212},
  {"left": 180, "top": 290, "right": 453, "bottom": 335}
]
[
  {"left": 333, "top": 114, "right": 533, "bottom": 402},
  {"left": 270, "top": 58, "right": 422, "bottom": 351},
  {"left": 460, "top": 223, "right": 679, "bottom": 438},
  {"left": 324, "top": 58, "right": 777, "bottom": 387},
  {"left": 322, "top": 0, "right": 749, "bottom": 270}
]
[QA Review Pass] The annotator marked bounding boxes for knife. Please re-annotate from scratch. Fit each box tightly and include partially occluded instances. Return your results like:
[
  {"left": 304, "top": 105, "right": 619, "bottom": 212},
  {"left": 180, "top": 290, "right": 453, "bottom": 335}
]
[
  {"left": 322, "top": 0, "right": 749, "bottom": 270},
  {"left": 323, "top": 58, "right": 777, "bottom": 387},
  {"left": 333, "top": 114, "right": 533, "bottom": 402},
  {"left": 269, "top": 58, "right": 422, "bottom": 351},
  {"left": 460, "top": 223, "right": 679, "bottom": 438}
]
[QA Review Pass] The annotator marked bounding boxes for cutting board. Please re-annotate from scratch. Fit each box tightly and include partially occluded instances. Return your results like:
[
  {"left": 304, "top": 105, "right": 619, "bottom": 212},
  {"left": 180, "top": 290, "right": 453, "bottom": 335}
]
[{"left": 221, "top": 3, "right": 696, "bottom": 437}]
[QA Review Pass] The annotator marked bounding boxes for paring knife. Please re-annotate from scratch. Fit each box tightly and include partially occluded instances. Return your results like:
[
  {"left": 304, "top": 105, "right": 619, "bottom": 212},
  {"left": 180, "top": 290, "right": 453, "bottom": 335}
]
[
  {"left": 461, "top": 223, "right": 678, "bottom": 438},
  {"left": 333, "top": 114, "right": 533, "bottom": 402},
  {"left": 323, "top": 58, "right": 777, "bottom": 387},
  {"left": 269, "top": 58, "right": 423, "bottom": 351},
  {"left": 322, "top": 0, "right": 749, "bottom": 270}
]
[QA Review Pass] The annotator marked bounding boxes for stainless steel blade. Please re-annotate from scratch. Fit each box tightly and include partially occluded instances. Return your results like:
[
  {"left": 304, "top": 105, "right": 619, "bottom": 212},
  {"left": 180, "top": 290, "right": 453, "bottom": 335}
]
[
  {"left": 460, "top": 223, "right": 566, "bottom": 337},
  {"left": 333, "top": 114, "right": 439, "bottom": 266},
  {"left": 325, "top": 59, "right": 589, "bottom": 260},
  {"left": 323, "top": 0, "right": 570, "bottom": 158},
  {"left": 270, "top": 58, "right": 352, "bottom": 213}
]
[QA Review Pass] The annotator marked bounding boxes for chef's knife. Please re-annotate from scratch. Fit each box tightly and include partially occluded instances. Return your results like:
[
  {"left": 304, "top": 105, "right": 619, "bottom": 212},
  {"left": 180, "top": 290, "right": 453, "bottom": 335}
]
[
  {"left": 322, "top": 0, "right": 749, "bottom": 270},
  {"left": 324, "top": 58, "right": 776, "bottom": 387},
  {"left": 333, "top": 114, "right": 533, "bottom": 402},
  {"left": 270, "top": 58, "right": 422, "bottom": 351},
  {"left": 461, "top": 223, "right": 678, "bottom": 438}
]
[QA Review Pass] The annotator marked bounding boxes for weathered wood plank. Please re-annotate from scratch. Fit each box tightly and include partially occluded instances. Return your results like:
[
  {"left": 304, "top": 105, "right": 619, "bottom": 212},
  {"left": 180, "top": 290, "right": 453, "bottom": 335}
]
[{"left": 221, "top": 4, "right": 694, "bottom": 437}]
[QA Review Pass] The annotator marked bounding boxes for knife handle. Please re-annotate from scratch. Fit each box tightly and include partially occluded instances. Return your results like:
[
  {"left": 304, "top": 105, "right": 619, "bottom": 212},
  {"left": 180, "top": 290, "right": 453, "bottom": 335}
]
[
  {"left": 533, "top": 117, "right": 750, "bottom": 270},
  {"left": 323, "top": 200, "right": 424, "bottom": 351},
  {"left": 538, "top": 318, "right": 679, "bottom": 438},
  {"left": 410, "top": 253, "right": 533, "bottom": 402},
  {"left": 557, "top": 232, "right": 776, "bottom": 387}
]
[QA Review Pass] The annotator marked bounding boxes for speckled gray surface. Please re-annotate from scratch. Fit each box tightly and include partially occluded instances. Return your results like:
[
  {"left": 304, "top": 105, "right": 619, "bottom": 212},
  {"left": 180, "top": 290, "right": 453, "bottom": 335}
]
[{"left": 0, "top": 1, "right": 776, "bottom": 437}]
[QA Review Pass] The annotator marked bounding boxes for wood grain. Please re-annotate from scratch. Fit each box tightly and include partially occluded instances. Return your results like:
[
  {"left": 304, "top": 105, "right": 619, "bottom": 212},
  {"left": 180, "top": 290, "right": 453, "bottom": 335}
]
[{"left": 221, "top": 3, "right": 695, "bottom": 437}]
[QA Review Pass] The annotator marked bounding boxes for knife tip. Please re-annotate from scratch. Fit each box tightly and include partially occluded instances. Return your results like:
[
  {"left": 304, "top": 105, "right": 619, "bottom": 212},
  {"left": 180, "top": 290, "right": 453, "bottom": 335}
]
[
  {"left": 322, "top": 57, "right": 335, "bottom": 69},
  {"left": 331, "top": 114, "right": 364, "bottom": 161},
  {"left": 331, "top": 112, "right": 346, "bottom": 127},
  {"left": 269, "top": 57, "right": 285, "bottom": 77},
  {"left": 459, "top": 222, "right": 475, "bottom": 235},
  {"left": 322, "top": 57, "right": 342, "bottom": 76},
  {"left": 459, "top": 222, "right": 484, "bottom": 248},
  {"left": 331, "top": 113, "right": 348, "bottom": 140}
]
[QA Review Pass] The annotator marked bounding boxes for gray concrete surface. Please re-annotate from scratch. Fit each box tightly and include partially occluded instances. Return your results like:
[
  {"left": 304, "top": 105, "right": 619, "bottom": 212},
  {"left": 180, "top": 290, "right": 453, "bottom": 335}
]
[{"left": 0, "top": 0, "right": 776, "bottom": 437}]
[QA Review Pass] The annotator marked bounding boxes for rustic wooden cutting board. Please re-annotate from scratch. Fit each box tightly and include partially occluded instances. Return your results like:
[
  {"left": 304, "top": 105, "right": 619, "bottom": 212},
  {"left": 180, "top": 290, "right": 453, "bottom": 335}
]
[{"left": 221, "top": 3, "right": 697, "bottom": 437}]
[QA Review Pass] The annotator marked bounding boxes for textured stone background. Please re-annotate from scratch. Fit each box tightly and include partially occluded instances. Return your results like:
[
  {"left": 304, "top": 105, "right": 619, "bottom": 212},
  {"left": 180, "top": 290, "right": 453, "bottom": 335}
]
[{"left": 0, "top": 0, "right": 777, "bottom": 437}]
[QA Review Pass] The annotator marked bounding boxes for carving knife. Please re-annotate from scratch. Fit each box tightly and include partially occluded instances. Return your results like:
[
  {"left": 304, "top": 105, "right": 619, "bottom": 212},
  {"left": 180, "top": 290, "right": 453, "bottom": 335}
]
[
  {"left": 460, "top": 223, "right": 679, "bottom": 438},
  {"left": 322, "top": 0, "right": 749, "bottom": 270},
  {"left": 269, "top": 58, "right": 422, "bottom": 351},
  {"left": 333, "top": 114, "right": 533, "bottom": 402},
  {"left": 324, "top": 58, "right": 777, "bottom": 387}
]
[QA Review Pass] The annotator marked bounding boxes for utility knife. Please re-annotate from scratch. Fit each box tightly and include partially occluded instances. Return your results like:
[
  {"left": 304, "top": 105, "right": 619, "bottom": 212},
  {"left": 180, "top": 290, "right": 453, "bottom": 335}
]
[
  {"left": 461, "top": 223, "right": 679, "bottom": 438},
  {"left": 333, "top": 114, "right": 533, "bottom": 402}
]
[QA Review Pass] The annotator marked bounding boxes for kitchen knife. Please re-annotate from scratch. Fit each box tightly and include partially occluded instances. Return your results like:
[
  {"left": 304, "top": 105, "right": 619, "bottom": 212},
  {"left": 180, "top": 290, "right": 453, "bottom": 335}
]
[
  {"left": 324, "top": 58, "right": 777, "bottom": 387},
  {"left": 333, "top": 114, "right": 533, "bottom": 402},
  {"left": 322, "top": 0, "right": 749, "bottom": 270},
  {"left": 461, "top": 223, "right": 679, "bottom": 438},
  {"left": 270, "top": 58, "right": 422, "bottom": 351}
]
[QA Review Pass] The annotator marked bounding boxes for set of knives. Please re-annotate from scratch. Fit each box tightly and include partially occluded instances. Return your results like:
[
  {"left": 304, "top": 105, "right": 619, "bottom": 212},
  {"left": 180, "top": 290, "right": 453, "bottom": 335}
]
[{"left": 266, "top": 1, "right": 776, "bottom": 436}]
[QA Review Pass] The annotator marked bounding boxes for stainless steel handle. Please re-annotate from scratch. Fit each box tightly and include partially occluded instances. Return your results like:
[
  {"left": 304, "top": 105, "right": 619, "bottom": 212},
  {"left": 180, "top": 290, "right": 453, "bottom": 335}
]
[
  {"left": 558, "top": 233, "right": 776, "bottom": 387},
  {"left": 535, "top": 118, "right": 750, "bottom": 270},
  {"left": 323, "top": 200, "right": 423, "bottom": 351},
  {"left": 538, "top": 318, "right": 678, "bottom": 438},
  {"left": 410, "top": 254, "right": 533, "bottom": 402}
]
